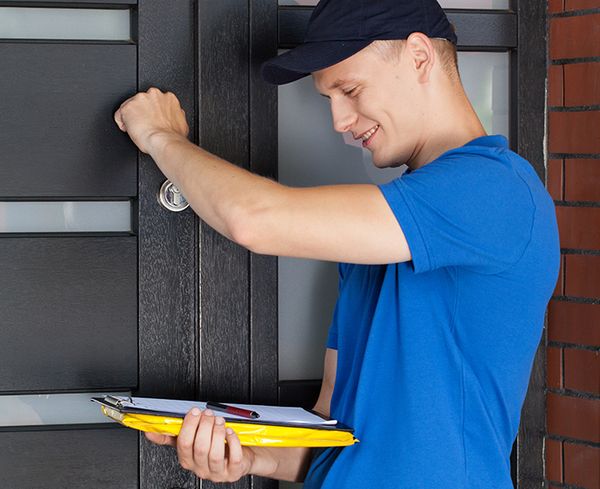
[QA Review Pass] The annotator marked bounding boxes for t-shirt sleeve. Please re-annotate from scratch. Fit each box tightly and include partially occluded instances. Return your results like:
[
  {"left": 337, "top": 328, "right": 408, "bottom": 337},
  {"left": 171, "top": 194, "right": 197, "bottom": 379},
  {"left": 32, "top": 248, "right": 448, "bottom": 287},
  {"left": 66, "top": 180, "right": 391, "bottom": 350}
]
[
  {"left": 378, "top": 156, "right": 535, "bottom": 274},
  {"left": 325, "top": 263, "right": 348, "bottom": 350}
]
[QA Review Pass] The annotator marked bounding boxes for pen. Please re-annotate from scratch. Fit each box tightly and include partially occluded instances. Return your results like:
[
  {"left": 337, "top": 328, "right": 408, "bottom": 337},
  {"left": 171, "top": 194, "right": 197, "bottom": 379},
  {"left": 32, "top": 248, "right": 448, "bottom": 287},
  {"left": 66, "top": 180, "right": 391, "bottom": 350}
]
[{"left": 206, "top": 402, "right": 260, "bottom": 419}]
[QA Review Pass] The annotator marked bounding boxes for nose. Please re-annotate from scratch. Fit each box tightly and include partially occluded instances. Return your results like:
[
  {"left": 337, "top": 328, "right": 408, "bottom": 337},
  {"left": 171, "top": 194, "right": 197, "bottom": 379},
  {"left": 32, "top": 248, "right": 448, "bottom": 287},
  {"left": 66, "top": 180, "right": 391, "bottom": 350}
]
[{"left": 330, "top": 97, "right": 358, "bottom": 133}]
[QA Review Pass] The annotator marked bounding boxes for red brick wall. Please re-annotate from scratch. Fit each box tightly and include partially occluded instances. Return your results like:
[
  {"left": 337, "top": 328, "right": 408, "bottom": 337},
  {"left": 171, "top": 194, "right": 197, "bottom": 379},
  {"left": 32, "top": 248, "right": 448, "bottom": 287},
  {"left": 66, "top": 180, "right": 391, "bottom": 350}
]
[{"left": 546, "top": 2, "right": 600, "bottom": 488}]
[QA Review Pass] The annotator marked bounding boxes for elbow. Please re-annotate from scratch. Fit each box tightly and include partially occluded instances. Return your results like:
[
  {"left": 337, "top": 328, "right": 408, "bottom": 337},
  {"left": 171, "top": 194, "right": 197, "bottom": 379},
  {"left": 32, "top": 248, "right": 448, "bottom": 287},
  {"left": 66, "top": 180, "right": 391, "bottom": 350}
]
[{"left": 227, "top": 203, "right": 267, "bottom": 254}]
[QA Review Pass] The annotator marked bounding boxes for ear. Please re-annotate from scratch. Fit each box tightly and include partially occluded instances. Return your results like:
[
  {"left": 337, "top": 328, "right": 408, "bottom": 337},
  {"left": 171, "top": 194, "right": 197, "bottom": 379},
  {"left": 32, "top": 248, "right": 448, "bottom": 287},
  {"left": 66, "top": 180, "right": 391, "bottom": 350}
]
[{"left": 405, "top": 33, "right": 435, "bottom": 84}]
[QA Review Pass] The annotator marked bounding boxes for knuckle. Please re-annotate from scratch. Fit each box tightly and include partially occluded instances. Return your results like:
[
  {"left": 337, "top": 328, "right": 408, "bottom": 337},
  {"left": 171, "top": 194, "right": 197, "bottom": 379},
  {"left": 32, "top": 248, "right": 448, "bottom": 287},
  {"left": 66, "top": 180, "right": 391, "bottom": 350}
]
[
  {"left": 194, "top": 446, "right": 209, "bottom": 458},
  {"left": 178, "top": 439, "right": 193, "bottom": 451},
  {"left": 208, "top": 454, "right": 221, "bottom": 465}
]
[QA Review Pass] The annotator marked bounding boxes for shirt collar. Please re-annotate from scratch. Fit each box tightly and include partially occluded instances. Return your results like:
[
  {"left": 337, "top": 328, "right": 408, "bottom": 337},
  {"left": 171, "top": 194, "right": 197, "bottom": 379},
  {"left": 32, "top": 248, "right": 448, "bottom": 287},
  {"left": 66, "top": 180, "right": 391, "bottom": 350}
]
[{"left": 464, "top": 134, "right": 509, "bottom": 149}]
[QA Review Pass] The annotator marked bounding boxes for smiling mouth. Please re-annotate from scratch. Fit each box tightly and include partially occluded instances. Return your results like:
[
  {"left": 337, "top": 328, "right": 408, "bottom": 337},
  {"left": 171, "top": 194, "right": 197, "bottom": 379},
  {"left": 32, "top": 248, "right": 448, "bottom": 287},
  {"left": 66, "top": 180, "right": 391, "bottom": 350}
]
[{"left": 358, "top": 125, "right": 379, "bottom": 147}]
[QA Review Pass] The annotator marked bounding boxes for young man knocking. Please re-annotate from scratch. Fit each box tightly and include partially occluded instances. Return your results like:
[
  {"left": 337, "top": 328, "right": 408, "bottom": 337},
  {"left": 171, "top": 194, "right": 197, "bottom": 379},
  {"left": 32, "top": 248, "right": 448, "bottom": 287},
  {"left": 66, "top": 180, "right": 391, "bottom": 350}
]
[{"left": 114, "top": 0, "right": 560, "bottom": 487}]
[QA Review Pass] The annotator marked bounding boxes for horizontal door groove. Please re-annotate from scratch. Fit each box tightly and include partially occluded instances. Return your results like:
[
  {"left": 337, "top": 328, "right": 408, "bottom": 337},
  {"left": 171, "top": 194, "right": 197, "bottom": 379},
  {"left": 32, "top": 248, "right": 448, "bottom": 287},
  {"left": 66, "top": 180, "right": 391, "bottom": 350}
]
[
  {"left": 0, "top": 423, "right": 128, "bottom": 433},
  {"left": 0, "top": 232, "right": 136, "bottom": 238},
  {"left": 0, "top": 6, "right": 131, "bottom": 41},
  {"left": 0, "top": 1, "right": 137, "bottom": 5},
  {"left": 0, "top": 201, "right": 132, "bottom": 233}
]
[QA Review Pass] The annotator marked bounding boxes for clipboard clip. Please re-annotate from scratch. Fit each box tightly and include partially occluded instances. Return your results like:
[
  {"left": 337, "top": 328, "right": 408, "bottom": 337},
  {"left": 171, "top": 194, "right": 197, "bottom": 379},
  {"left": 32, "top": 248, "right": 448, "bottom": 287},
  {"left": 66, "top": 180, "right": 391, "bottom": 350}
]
[{"left": 104, "top": 395, "right": 134, "bottom": 409}]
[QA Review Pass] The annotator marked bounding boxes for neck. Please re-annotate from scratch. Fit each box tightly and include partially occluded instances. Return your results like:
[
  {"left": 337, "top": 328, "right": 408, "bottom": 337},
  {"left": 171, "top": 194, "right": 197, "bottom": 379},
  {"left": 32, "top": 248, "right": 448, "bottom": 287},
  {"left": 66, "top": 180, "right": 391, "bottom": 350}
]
[{"left": 405, "top": 81, "right": 487, "bottom": 171}]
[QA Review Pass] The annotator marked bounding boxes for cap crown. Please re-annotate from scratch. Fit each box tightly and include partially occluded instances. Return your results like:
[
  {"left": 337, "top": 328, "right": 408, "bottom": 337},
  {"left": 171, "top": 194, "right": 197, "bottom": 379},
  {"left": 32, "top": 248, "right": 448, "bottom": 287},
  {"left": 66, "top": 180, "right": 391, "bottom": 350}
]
[{"left": 305, "top": 0, "right": 457, "bottom": 45}]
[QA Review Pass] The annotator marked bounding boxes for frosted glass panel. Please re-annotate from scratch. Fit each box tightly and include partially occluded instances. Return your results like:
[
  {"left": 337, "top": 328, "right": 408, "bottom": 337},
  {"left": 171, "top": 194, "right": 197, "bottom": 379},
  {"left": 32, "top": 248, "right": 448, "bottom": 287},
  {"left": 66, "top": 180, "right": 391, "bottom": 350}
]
[
  {"left": 0, "top": 7, "right": 130, "bottom": 40},
  {"left": 0, "top": 201, "right": 132, "bottom": 233},
  {"left": 280, "top": 0, "right": 509, "bottom": 6},
  {"left": 458, "top": 52, "right": 509, "bottom": 138},
  {"left": 0, "top": 392, "right": 130, "bottom": 426},
  {"left": 278, "top": 51, "right": 510, "bottom": 381}
]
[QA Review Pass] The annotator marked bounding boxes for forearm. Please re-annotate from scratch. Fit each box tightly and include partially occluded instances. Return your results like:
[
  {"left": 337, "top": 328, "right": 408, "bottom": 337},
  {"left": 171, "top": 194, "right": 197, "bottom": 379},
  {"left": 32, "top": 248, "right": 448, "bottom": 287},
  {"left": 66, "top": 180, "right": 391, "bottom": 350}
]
[
  {"left": 148, "top": 131, "right": 280, "bottom": 243},
  {"left": 249, "top": 446, "right": 313, "bottom": 482}
]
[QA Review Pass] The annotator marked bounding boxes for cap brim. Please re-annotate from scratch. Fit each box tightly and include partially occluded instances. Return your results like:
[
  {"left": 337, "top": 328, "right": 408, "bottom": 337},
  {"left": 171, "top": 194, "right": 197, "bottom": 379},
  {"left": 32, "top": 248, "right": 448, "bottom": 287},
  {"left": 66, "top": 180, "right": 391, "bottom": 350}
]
[{"left": 261, "top": 40, "right": 373, "bottom": 85}]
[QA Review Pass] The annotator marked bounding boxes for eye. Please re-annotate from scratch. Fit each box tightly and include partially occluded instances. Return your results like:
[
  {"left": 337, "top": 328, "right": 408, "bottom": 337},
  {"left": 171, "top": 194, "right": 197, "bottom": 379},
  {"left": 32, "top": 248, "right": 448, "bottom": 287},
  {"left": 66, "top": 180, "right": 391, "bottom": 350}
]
[{"left": 343, "top": 86, "right": 360, "bottom": 97}]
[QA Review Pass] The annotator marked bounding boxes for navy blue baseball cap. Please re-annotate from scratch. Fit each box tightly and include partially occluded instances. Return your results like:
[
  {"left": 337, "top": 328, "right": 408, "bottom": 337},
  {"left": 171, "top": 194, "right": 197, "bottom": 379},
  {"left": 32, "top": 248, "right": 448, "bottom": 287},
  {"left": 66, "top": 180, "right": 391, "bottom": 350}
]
[{"left": 262, "top": 0, "right": 457, "bottom": 85}]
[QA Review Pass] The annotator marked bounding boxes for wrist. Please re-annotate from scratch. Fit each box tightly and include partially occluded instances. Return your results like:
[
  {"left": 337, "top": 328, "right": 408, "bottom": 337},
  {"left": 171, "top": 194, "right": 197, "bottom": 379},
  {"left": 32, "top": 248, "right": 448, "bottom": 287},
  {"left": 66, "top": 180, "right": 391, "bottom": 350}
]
[
  {"left": 247, "top": 447, "right": 279, "bottom": 479},
  {"left": 147, "top": 130, "right": 188, "bottom": 159}
]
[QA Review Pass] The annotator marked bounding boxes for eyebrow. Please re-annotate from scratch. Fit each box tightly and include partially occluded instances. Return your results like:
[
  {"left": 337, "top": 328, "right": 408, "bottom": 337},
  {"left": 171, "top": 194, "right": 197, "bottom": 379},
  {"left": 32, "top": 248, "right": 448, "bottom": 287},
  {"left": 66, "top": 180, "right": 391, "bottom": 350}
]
[{"left": 319, "top": 78, "right": 361, "bottom": 98}]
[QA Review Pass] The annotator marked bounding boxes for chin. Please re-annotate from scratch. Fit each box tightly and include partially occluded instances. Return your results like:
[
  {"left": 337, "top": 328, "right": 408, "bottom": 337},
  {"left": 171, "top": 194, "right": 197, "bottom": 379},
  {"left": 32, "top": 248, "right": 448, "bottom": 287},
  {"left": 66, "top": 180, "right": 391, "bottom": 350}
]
[{"left": 371, "top": 151, "right": 406, "bottom": 169}]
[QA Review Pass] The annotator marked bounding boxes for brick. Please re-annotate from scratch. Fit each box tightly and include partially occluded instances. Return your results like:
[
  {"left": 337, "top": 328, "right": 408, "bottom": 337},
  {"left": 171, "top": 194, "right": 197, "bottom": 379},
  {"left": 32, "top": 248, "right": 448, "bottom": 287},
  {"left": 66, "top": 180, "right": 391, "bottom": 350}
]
[
  {"left": 547, "top": 392, "right": 600, "bottom": 442},
  {"left": 549, "top": 111, "right": 600, "bottom": 154},
  {"left": 548, "top": 347, "right": 564, "bottom": 389},
  {"left": 565, "top": 159, "right": 600, "bottom": 202},
  {"left": 546, "top": 438, "right": 564, "bottom": 482},
  {"left": 548, "top": 159, "right": 564, "bottom": 201},
  {"left": 564, "top": 348, "right": 600, "bottom": 394},
  {"left": 564, "top": 442, "right": 600, "bottom": 488},
  {"left": 565, "top": 0, "right": 600, "bottom": 10},
  {"left": 549, "top": 0, "right": 565, "bottom": 12},
  {"left": 564, "top": 62, "right": 600, "bottom": 106},
  {"left": 550, "top": 14, "right": 600, "bottom": 60},
  {"left": 549, "top": 65, "right": 564, "bottom": 107},
  {"left": 556, "top": 206, "right": 600, "bottom": 249},
  {"left": 565, "top": 254, "right": 600, "bottom": 298},
  {"left": 548, "top": 300, "right": 600, "bottom": 347},
  {"left": 553, "top": 256, "right": 565, "bottom": 296}
]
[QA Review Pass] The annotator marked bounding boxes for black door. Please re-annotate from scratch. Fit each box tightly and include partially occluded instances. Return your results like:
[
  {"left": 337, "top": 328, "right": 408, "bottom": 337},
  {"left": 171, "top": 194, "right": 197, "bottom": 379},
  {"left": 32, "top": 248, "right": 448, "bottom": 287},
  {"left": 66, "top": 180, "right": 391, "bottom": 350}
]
[
  {"left": 0, "top": 2, "right": 277, "bottom": 488},
  {"left": 1, "top": 1, "right": 545, "bottom": 488}
]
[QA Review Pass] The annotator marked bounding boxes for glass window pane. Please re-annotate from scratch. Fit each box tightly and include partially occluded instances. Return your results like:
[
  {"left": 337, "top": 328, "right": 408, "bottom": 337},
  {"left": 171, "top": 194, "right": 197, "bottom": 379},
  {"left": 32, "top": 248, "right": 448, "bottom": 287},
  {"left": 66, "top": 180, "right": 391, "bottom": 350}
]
[
  {"left": 278, "top": 50, "right": 510, "bottom": 381},
  {"left": 0, "top": 201, "right": 132, "bottom": 233},
  {"left": 458, "top": 52, "right": 509, "bottom": 138},
  {"left": 0, "top": 7, "right": 130, "bottom": 41},
  {"left": 0, "top": 392, "right": 130, "bottom": 426},
  {"left": 279, "top": 0, "right": 510, "bottom": 8}
]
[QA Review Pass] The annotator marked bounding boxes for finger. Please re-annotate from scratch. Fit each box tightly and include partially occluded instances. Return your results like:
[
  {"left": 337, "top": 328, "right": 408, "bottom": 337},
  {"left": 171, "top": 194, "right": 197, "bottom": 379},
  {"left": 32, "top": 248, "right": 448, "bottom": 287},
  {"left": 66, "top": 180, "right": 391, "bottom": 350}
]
[
  {"left": 177, "top": 408, "right": 202, "bottom": 470},
  {"left": 145, "top": 431, "right": 177, "bottom": 447},
  {"left": 207, "top": 416, "right": 226, "bottom": 474},
  {"left": 225, "top": 428, "right": 243, "bottom": 470},
  {"left": 192, "top": 410, "right": 216, "bottom": 474},
  {"left": 113, "top": 109, "right": 126, "bottom": 132},
  {"left": 225, "top": 426, "right": 244, "bottom": 471}
]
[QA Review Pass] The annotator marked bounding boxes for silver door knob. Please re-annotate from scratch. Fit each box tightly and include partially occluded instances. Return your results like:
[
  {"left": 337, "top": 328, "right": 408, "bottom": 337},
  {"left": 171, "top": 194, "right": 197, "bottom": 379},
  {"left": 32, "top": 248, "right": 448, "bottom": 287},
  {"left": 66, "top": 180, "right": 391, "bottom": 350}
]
[{"left": 158, "top": 180, "right": 190, "bottom": 212}]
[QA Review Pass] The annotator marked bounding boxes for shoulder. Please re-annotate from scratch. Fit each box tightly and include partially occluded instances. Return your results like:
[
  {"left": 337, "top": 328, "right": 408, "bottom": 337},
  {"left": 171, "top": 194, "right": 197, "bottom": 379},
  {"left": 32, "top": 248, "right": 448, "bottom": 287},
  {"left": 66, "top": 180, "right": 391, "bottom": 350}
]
[{"left": 398, "top": 144, "right": 536, "bottom": 210}]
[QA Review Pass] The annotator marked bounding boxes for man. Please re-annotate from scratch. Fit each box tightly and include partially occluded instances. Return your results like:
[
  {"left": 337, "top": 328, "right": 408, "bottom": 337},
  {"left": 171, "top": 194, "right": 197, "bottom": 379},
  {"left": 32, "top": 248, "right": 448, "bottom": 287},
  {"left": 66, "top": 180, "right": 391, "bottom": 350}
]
[{"left": 114, "top": 0, "right": 560, "bottom": 487}]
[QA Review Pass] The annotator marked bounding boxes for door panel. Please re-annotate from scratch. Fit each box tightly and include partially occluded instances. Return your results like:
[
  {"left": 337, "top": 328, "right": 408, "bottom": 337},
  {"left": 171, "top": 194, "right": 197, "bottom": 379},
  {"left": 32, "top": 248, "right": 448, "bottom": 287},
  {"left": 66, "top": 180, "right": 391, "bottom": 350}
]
[
  {"left": 0, "top": 427, "right": 137, "bottom": 489},
  {"left": 0, "top": 237, "right": 137, "bottom": 392},
  {"left": 0, "top": 43, "right": 137, "bottom": 197}
]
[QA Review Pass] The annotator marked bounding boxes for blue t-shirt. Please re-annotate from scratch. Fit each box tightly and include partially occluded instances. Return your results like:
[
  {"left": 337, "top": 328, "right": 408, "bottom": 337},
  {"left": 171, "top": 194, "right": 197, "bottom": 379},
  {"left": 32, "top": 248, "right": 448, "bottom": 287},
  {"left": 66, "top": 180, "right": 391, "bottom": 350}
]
[{"left": 304, "top": 135, "right": 560, "bottom": 489}]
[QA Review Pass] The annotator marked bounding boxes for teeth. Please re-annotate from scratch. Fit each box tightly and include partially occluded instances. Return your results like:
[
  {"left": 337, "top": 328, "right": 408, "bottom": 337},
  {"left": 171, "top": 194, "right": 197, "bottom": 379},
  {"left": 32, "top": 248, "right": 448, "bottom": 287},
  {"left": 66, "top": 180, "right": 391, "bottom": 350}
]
[{"left": 362, "top": 125, "right": 379, "bottom": 141}]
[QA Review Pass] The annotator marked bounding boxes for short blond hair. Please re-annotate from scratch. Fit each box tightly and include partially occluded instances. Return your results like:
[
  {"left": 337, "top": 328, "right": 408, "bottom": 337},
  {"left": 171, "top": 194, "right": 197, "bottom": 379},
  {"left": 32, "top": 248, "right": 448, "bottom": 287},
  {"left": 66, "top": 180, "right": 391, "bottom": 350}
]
[{"left": 369, "top": 38, "right": 459, "bottom": 81}]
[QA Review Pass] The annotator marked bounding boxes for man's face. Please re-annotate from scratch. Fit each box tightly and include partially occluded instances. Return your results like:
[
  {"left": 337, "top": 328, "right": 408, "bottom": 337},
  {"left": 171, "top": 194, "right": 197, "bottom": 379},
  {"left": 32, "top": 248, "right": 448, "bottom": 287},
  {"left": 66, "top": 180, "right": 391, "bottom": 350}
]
[{"left": 313, "top": 44, "right": 425, "bottom": 168}]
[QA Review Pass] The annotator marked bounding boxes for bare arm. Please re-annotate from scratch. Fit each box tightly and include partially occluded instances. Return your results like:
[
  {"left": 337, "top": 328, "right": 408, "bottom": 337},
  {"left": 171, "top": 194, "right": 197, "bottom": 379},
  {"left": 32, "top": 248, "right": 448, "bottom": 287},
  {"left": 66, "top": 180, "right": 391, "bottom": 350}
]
[
  {"left": 114, "top": 89, "right": 411, "bottom": 265},
  {"left": 144, "top": 349, "right": 337, "bottom": 483}
]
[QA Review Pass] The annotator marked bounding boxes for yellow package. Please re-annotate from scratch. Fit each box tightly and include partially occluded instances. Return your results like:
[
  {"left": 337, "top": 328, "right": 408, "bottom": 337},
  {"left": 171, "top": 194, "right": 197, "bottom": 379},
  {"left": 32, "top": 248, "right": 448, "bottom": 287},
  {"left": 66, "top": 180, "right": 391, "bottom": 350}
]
[{"left": 101, "top": 405, "right": 358, "bottom": 447}]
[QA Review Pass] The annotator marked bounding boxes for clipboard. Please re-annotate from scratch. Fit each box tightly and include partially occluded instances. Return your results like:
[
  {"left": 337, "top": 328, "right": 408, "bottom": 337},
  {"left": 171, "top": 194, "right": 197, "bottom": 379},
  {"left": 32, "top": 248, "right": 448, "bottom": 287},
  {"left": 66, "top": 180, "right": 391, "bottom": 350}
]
[{"left": 92, "top": 396, "right": 358, "bottom": 448}]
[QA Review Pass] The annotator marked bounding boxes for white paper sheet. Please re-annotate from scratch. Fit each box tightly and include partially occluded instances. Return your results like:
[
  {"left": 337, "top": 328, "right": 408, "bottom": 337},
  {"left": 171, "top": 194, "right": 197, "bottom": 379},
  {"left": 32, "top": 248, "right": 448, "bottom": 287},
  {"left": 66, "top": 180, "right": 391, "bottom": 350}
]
[{"left": 96, "top": 396, "right": 337, "bottom": 425}]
